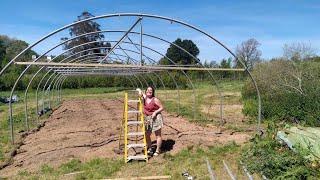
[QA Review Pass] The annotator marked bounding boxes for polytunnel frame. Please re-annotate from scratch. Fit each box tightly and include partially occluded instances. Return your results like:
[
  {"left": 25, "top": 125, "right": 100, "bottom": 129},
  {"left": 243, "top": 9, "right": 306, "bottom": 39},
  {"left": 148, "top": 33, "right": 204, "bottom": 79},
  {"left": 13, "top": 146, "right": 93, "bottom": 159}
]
[
  {"left": 25, "top": 39, "right": 183, "bottom": 131},
  {"left": 0, "top": 13, "right": 262, "bottom": 144},
  {"left": 22, "top": 35, "right": 201, "bottom": 142},
  {"left": 30, "top": 38, "right": 198, "bottom": 122},
  {"left": 31, "top": 38, "right": 196, "bottom": 128},
  {"left": 19, "top": 25, "right": 225, "bottom": 136},
  {"left": 21, "top": 45, "right": 182, "bottom": 144}
]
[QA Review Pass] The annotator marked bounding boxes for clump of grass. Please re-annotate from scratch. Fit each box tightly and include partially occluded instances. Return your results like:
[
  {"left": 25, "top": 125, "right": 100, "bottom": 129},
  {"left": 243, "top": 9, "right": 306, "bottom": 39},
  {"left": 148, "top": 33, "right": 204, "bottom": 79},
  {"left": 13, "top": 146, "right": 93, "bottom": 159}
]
[
  {"left": 15, "top": 158, "right": 125, "bottom": 179},
  {"left": 161, "top": 142, "right": 241, "bottom": 179}
]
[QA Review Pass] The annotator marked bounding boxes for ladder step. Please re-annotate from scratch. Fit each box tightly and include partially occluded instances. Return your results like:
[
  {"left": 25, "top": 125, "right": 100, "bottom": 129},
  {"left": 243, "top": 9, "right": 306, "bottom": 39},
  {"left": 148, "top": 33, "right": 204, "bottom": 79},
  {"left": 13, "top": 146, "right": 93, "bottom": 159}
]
[
  {"left": 127, "top": 155, "right": 147, "bottom": 161},
  {"left": 127, "top": 132, "right": 144, "bottom": 136},
  {"left": 127, "top": 121, "right": 143, "bottom": 125},
  {"left": 127, "top": 143, "right": 145, "bottom": 149},
  {"left": 128, "top": 110, "right": 140, "bottom": 114},
  {"left": 128, "top": 100, "right": 139, "bottom": 103}
]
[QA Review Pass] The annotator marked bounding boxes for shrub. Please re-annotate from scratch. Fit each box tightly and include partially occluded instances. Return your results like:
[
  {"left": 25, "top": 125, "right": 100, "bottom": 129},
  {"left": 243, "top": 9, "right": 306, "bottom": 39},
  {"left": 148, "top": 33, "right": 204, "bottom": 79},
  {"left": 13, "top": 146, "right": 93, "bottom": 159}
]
[
  {"left": 242, "top": 60, "right": 320, "bottom": 126},
  {"left": 241, "top": 128, "right": 320, "bottom": 179}
]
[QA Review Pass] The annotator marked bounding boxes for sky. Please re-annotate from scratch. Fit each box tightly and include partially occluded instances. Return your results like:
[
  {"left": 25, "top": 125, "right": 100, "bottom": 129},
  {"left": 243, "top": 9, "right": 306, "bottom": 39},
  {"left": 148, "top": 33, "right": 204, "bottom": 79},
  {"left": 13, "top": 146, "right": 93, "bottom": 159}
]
[{"left": 0, "top": 0, "right": 319, "bottom": 62}]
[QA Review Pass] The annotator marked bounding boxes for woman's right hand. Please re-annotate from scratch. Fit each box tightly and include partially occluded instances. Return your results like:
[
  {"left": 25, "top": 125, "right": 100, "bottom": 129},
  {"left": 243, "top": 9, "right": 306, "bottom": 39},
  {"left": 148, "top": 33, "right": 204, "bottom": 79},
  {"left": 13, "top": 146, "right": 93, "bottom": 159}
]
[{"left": 136, "top": 88, "right": 142, "bottom": 96}]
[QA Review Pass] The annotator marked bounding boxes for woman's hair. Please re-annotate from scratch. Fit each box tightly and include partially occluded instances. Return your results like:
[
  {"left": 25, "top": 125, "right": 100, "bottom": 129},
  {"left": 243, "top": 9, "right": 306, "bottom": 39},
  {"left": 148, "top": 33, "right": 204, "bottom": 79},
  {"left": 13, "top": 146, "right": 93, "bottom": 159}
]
[{"left": 145, "top": 86, "right": 155, "bottom": 97}]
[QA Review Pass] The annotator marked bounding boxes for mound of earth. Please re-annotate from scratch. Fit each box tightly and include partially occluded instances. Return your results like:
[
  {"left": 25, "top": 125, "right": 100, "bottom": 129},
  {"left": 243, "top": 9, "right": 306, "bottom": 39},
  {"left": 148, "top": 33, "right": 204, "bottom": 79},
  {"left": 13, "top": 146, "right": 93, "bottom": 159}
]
[{"left": 0, "top": 99, "right": 251, "bottom": 177}]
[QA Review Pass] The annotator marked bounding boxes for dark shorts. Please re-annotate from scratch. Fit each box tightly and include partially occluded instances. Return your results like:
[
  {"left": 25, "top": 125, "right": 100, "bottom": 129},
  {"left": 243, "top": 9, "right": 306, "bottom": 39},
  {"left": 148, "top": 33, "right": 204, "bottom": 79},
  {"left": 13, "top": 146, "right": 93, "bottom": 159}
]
[{"left": 145, "top": 113, "right": 163, "bottom": 133}]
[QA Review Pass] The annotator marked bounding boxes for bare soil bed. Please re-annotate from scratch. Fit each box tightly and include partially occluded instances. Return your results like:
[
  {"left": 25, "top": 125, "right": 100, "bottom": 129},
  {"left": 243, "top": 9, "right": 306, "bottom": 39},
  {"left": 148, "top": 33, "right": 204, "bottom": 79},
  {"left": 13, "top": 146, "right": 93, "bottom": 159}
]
[{"left": 0, "top": 99, "right": 251, "bottom": 177}]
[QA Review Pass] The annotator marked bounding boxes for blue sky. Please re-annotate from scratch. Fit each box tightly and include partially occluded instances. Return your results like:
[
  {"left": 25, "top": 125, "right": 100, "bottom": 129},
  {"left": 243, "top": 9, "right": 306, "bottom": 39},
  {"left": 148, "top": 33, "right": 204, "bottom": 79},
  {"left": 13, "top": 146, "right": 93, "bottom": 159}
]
[{"left": 0, "top": 0, "right": 319, "bottom": 62}]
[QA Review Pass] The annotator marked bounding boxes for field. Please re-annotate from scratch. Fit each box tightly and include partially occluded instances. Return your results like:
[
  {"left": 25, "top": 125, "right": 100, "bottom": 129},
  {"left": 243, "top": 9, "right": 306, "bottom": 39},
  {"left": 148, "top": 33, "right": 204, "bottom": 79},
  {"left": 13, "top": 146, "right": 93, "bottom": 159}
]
[{"left": 0, "top": 80, "right": 259, "bottom": 179}]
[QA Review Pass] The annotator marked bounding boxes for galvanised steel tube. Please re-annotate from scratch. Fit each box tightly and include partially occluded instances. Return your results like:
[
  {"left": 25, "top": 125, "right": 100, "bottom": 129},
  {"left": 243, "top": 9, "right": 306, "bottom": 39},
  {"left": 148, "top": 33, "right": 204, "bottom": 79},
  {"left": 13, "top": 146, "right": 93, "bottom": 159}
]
[
  {"left": 41, "top": 72, "right": 58, "bottom": 111},
  {"left": 47, "top": 73, "right": 62, "bottom": 109},
  {"left": 140, "top": 19, "right": 143, "bottom": 65},
  {"left": 51, "top": 74, "right": 64, "bottom": 107},
  {"left": 57, "top": 76, "right": 68, "bottom": 103},
  {"left": 57, "top": 76, "right": 68, "bottom": 102},
  {"left": 100, "top": 17, "right": 142, "bottom": 63},
  {"left": 36, "top": 71, "right": 52, "bottom": 117}
]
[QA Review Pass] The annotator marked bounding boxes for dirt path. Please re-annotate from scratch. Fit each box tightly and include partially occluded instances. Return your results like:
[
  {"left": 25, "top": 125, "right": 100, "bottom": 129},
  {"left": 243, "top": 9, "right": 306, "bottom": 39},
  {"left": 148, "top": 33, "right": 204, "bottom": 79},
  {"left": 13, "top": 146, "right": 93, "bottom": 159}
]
[{"left": 0, "top": 99, "right": 251, "bottom": 177}]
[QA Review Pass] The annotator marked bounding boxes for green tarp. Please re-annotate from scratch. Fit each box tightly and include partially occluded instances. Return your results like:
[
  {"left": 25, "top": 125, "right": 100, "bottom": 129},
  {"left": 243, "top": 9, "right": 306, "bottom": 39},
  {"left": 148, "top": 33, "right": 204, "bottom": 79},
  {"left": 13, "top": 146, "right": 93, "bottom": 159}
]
[{"left": 276, "top": 126, "right": 320, "bottom": 161}]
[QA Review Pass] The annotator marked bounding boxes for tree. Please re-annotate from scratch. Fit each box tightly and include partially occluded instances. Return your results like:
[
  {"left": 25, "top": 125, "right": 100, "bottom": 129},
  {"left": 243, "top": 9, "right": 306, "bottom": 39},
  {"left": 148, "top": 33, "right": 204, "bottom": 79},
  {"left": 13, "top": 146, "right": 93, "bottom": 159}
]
[
  {"left": 160, "top": 38, "right": 199, "bottom": 65},
  {"left": 61, "top": 11, "right": 110, "bottom": 56},
  {"left": 234, "top": 38, "right": 261, "bottom": 70},
  {"left": 220, "top": 58, "right": 232, "bottom": 78},
  {"left": 0, "top": 39, "right": 5, "bottom": 67},
  {"left": 283, "top": 42, "right": 316, "bottom": 62}
]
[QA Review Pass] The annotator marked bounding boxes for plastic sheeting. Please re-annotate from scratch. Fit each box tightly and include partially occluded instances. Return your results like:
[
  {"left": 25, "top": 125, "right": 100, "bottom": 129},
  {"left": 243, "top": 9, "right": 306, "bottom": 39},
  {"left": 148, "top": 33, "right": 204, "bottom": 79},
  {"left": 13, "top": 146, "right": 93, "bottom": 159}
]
[{"left": 276, "top": 126, "right": 320, "bottom": 161}]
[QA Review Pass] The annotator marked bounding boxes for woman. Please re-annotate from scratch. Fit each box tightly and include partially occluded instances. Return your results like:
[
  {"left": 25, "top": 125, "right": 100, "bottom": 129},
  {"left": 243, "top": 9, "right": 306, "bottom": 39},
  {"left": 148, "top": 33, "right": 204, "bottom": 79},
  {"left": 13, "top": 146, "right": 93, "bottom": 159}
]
[{"left": 137, "top": 86, "right": 164, "bottom": 156}]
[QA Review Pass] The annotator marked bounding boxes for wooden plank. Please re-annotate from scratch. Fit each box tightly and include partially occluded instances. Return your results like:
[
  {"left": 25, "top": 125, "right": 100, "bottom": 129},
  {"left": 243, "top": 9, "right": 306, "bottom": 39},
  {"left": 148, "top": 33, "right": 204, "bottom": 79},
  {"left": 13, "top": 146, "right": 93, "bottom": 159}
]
[
  {"left": 15, "top": 61, "right": 245, "bottom": 71},
  {"left": 103, "top": 175, "right": 171, "bottom": 180}
]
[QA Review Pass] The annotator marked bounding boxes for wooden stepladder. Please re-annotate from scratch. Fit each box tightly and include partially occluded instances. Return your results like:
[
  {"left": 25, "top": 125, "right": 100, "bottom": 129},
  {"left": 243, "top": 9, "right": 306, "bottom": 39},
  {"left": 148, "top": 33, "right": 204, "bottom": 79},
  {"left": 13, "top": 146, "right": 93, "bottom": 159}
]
[{"left": 120, "top": 91, "right": 148, "bottom": 163}]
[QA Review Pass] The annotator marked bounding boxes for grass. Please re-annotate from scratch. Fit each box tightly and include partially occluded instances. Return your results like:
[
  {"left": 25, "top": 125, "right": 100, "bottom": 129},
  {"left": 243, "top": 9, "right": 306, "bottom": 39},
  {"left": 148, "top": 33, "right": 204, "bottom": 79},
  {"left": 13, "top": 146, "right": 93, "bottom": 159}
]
[
  {"left": 14, "top": 158, "right": 124, "bottom": 179},
  {"left": 13, "top": 142, "right": 256, "bottom": 179}
]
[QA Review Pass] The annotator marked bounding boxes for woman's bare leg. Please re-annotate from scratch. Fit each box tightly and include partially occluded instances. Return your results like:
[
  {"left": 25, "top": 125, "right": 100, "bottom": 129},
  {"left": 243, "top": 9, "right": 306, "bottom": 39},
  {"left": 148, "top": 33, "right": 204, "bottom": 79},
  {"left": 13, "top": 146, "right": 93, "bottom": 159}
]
[{"left": 155, "top": 129, "right": 162, "bottom": 152}]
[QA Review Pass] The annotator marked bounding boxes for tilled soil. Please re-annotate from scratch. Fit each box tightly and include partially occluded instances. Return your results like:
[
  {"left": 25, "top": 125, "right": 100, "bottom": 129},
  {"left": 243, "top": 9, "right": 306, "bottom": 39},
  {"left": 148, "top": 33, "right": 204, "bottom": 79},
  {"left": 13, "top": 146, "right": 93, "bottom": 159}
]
[{"left": 0, "top": 99, "right": 251, "bottom": 177}]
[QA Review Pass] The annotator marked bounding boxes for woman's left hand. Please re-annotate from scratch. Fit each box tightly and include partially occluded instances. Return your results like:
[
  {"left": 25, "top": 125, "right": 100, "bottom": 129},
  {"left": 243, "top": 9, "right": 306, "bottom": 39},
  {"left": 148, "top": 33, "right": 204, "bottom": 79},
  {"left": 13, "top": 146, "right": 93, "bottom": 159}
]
[{"left": 151, "top": 112, "right": 157, "bottom": 119}]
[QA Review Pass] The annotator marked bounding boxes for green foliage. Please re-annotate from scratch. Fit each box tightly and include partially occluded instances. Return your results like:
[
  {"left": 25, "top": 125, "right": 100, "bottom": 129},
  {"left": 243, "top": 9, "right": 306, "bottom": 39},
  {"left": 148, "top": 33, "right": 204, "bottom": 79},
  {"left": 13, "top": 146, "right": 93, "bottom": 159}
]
[
  {"left": 242, "top": 60, "right": 320, "bottom": 126},
  {"left": 60, "top": 72, "right": 188, "bottom": 90},
  {"left": 0, "top": 35, "right": 37, "bottom": 91},
  {"left": 40, "top": 164, "right": 55, "bottom": 174},
  {"left": 58, "top": 159, "right": 82, "bottom": 174},
  {"left": 220, "top": 57, "right": 233, "bottom": 78},
  {"left": 241, "top": 131, "right": 320, "bottom": 179},
  {"left": 78, "top": 158, "right": 124, "bottom": 179},
  {"left": 159, "top": 38, "right": 199, "bottom": 65},
  {"left": 61, "top": 11, "right": 109, "bottom": 56},
  {"left": 0, "top": 39, "right": 5, "bottom": 62},
  {"left": 242, "top": 98, "right": 258, "bottom": 118}
]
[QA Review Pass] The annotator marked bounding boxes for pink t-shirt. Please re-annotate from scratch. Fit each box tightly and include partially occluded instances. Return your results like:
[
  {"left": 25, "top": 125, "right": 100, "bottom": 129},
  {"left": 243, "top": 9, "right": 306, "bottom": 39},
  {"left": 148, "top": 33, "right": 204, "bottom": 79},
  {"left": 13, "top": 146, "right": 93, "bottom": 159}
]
[{"left": 144, "top": 97, "right": 159, "bottom": 116}]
